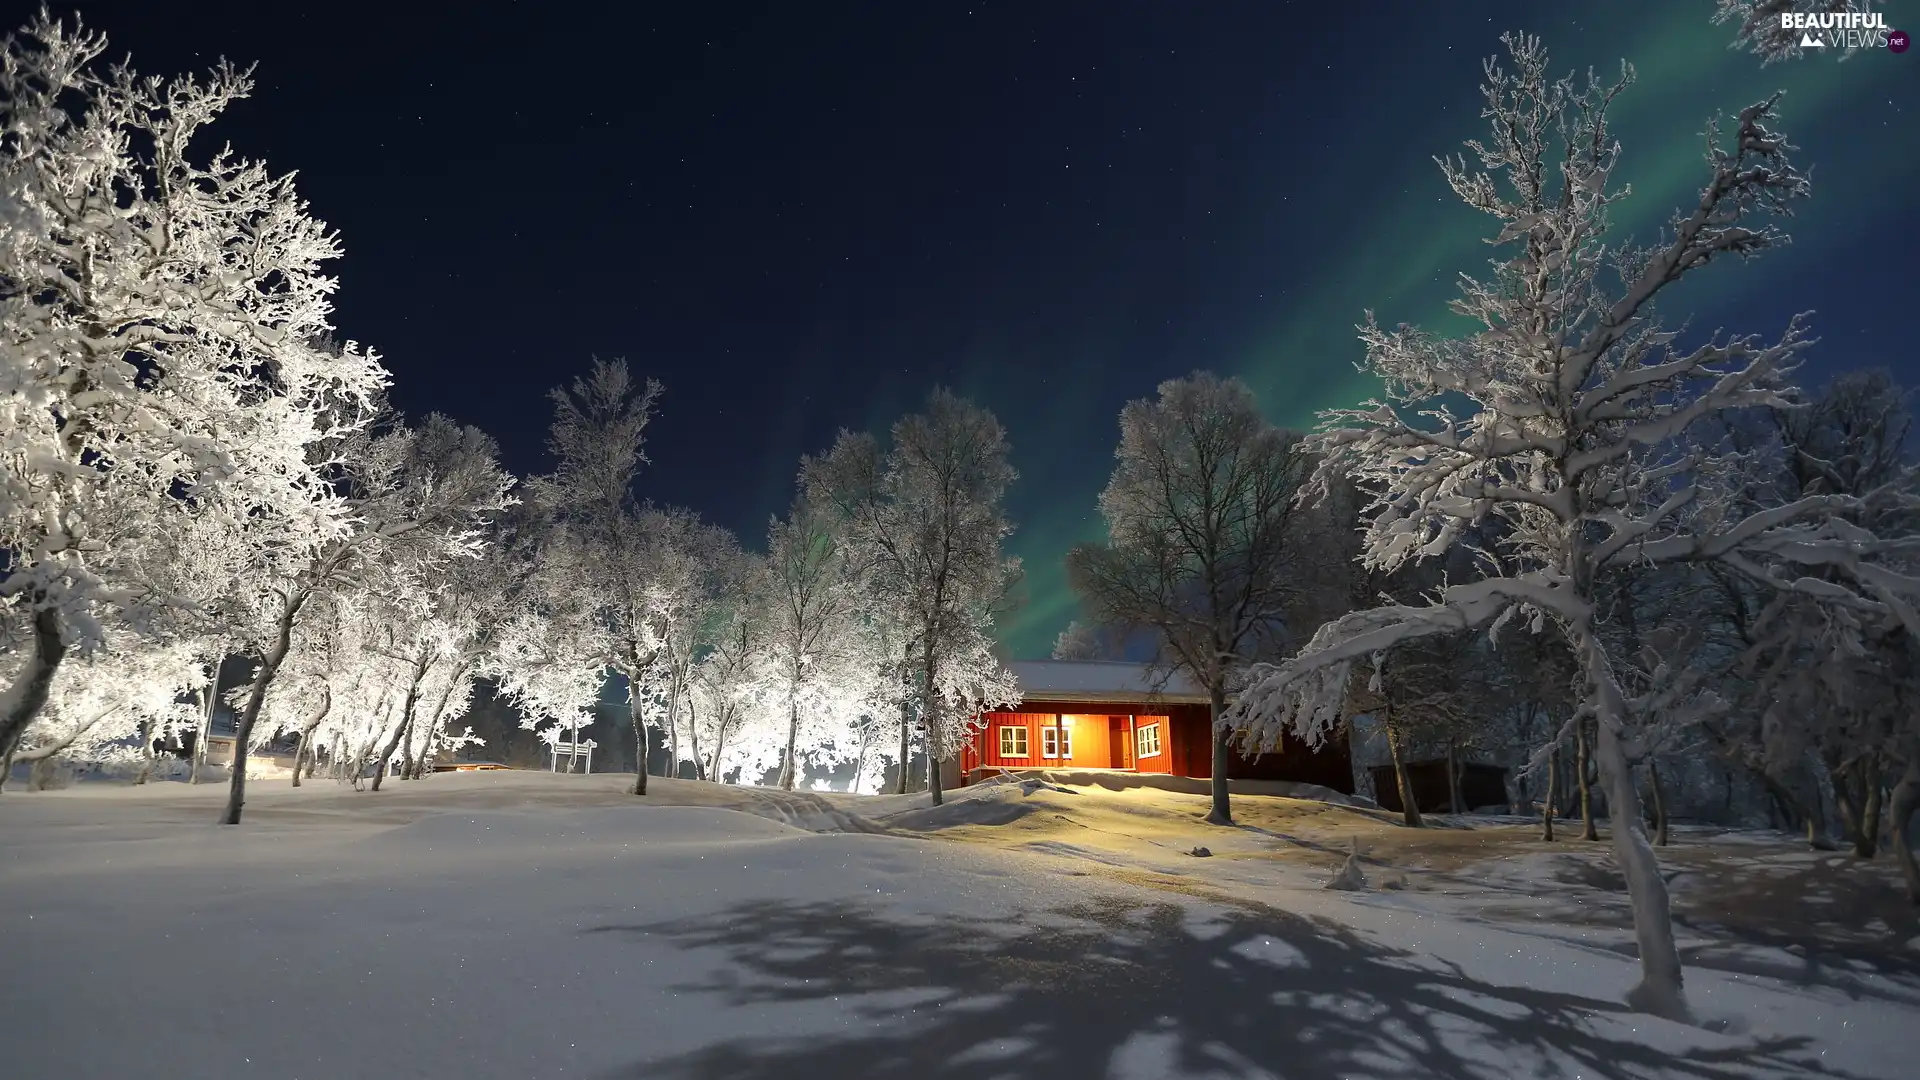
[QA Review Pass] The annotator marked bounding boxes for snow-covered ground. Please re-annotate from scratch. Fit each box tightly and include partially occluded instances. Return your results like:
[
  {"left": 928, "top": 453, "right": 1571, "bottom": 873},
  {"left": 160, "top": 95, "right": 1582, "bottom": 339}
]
[{"left": 2, "top": 772, "right": 1914, "bottom": 1080}]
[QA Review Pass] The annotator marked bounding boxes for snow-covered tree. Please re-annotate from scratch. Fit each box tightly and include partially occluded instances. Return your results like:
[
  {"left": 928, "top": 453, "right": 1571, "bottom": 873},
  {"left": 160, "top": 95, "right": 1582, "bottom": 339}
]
[
  {"left": 633, "top": 510, "right": 739, "bottom": 780},
  {"left": 757, "top": 494, "right": 872, "bottom": 791},
  {"left": 1226, "top": 35, "right": 1920, "bottom": 1018},
  {"left": 221, "top": 413, "right": 514, "bottom": 822},
  {"left": 1, "top": 636, "right": 205, "bottom": 789},
  {"left": 1066, "top": 372, "right": 1316, "bottom": 826},
  {"left": 519, "top": 359, "right": 749, "bottom": 793},
  {"left": 396, "top": 517, "right": 528, "bottom": 777},
  {"left": 0, "top": 15, "right": 387, "bottom": 761},
  {"left": 251, "top": 590, "right": 356, "bottom": 785},
  {"left": 1718, "top": 374, "right": 1920, "bottom": 861},
  {"left": 689, "top": 547, "right": 772, "bottom": 782},
  {"left": 805, "top": 389, "right": 1022, "bottom": 804}
]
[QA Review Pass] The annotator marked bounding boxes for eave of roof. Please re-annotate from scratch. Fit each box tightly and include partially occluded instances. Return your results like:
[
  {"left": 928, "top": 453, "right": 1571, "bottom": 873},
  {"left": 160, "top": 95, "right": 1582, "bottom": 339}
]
[{"left": 1006, "top": 689, "right": 1212, "bottom": 706}]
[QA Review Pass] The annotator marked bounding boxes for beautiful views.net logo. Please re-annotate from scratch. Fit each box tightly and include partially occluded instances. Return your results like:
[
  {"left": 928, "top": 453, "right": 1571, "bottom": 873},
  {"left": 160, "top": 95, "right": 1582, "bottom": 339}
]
[{"left": 1779, "top": 10, "right": 1907, "bottom": 50}]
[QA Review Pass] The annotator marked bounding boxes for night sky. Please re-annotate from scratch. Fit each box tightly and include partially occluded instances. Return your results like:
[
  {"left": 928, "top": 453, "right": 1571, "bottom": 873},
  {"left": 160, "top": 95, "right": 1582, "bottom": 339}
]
[{"left": 17, "top": 1, "right": 1915, "bottom": 657}]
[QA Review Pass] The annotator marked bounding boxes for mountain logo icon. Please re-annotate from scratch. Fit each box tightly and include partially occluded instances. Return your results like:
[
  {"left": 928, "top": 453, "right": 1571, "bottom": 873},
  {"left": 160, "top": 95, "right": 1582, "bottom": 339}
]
[{"left": 1800, "top": 31, "right": 1827, "bottom": 47}]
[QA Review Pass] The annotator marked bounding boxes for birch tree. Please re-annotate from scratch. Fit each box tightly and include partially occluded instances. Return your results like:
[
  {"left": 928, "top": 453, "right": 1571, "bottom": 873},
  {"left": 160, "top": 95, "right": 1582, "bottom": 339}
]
[
  {"left": 760, "top": 494, "right": 868, "bottom": 791},
  {"left": 1066, "top": 372, "right": 1315, "bottom": 826},
  {"left": 221, "top": 413, "right": 513, "bottom": 823},
  {"left": 1728, "top": 374, "right": 1920, "bottom": 860},
  {"left": 2, "top": 636, "right": 204, "bottom": 789},
  {"left": 527, "top": 358, "right": 708, "bottom": 794},
  {"left": 1227, "top": 35, "right": 1920, "bottom": 1018},
  {"left": 0, "top": 15, "right": 387, "bottom": 759},
  {"left": 688, "top": 543, "right": 769, "bottom": 782},
  {"left": 805, "top": 389, "right": 1021, "bottom": 806}
]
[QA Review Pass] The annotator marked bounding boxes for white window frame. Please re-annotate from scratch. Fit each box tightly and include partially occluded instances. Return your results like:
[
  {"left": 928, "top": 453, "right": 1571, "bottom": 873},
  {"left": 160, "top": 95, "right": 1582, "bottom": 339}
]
[
  {"left": 998, "top": 725, "right": 1029, "bottom": 758},
  {"left": 1136, "top": 723, "right": 1161, "bottom": 758},
  {"left": 1040, "top": 723, "right": 1073, "bottom": 759}
]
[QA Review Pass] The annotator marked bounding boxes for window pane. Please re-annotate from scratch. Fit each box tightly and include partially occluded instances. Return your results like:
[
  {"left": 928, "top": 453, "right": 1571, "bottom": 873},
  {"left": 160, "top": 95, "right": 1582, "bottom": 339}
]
[{"left": 1136, "top": 723, "right": 1160, "bottom": 757}]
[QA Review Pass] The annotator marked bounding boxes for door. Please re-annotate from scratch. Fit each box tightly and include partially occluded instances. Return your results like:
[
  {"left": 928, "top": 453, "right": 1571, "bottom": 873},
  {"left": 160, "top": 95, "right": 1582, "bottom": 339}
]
[{"left": 1108, "top": 716, "right": 1132, "bottom": 769}]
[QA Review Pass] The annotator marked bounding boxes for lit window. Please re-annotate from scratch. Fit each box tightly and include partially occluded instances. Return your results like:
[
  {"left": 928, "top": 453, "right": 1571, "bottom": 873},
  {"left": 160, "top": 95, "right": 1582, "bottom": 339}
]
[
  {"left": 998, "top": 726, "right": 1029, "bottom": 757},
  {"left": 1136, "top": 723, "right": 1161, "bottom": 758},
  {"left": 1041, "top": 723, "right": 1073, "bottom": 759}
]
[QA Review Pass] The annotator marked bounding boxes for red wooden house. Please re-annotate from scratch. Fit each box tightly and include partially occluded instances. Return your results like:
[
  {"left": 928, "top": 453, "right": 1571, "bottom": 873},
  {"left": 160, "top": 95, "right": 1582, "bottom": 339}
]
[{"left": 953, "top": 660, "right": 1352, "bottom": 791}]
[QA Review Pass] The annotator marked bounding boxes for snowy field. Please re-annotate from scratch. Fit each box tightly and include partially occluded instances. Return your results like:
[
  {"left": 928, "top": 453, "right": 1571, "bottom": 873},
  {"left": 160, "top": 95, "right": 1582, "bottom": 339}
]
[{"left": 3, "top": 772, "right": 1917, "bottom": 1080}]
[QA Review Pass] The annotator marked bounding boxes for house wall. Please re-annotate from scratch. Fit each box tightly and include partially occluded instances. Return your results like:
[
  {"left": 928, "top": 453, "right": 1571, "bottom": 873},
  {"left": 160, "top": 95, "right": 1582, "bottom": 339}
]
[
  {"left": 970, "top": 704, "right": 1177, "bottom": 776},
  {"left": 1159, "top": 707, "right": 1204, "bottom": 776},
  {"left": 963, "top": 697, "right": 1353, "bottom": 794},
  {"left": 1129, "top": 713, "right": 1176, "bottom": 774},
  {"left": 976, "top": 710, "right": 1142, "bottom": 771}
]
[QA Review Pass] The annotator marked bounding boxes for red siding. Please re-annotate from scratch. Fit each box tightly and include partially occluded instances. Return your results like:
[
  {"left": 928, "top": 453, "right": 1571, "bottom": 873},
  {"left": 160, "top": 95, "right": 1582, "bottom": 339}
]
[
  {"left": 959, "top": 695, "right": 1350, "bottom": 793},
  {"left": 976, "top": 711, "right": 1114, "bottom": 770},
  {"left": 1129, "top": 714, "right": 1174, "bottom": 774},
  {"left": 969, "top": 707, "right": 1170, "bottom": 775}
]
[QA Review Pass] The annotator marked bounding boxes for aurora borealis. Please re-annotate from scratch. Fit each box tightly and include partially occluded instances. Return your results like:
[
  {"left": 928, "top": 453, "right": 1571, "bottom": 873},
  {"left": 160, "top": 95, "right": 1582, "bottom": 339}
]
[{"left": 36, "top": 0, "right": 1916, "bottom": 658}]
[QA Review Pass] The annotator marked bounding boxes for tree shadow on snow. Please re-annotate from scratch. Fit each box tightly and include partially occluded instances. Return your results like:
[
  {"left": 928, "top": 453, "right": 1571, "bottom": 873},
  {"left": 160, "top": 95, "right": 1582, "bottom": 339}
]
[
  {"left": 1670, "top": 856, "right": 1920, "bottom": 1005},
  {"left": 584, "top": 893, "right": 1868, "bottom": 1080}
]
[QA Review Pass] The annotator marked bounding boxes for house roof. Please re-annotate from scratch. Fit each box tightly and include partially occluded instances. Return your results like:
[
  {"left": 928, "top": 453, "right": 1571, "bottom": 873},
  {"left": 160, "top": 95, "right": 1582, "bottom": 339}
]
[{"left": 1006, "top": 660, "right": 1209, "bottom": 705}]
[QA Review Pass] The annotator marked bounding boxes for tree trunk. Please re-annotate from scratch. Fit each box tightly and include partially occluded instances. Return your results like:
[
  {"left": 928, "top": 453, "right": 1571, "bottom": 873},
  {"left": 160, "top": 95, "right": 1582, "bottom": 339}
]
[
  {"left": 30, "top": 756, "right": 62, "bottom": 790},
  {"left": 1854, "top": 757, "right": 1883, "bottom": 859},
  {"left": 1798, "top": 761, "right": 1839, "bottom": 851},
  {"left": 414, "top": 723, "right": 438, "bottom": 778},
  {"left": 686, "top": 685, "right": 704, "bottom": 781},
  {"left": 709, "top": 708, "right": 732, "bottom": 783},
  {"left": 292, "top": 728, "right": 311, "bottom": 788},
  {"left": 1760, "top": 768, "right": 1822, "bottom": 847},
  {"left": 0, "top": 731, "right": 19, "bottom": 794},
  {"left": 850, "top": 722, "right": 875, "bottom": 796},
  {"left": 0, "top": 606, "right": 70, "bottom": 768},
  {"left": 190, "top": 662, "right": 221, "bottom": 785},
  {"left": 666, "top": 676, "right": 682, "bottom": 780},
  {"left": 1577, "top": 717, "right": 1599, "bottom": 841},
  {"left": 924, "top": 653, "right": 945, "bottom": 809},
  {"left": 1385, "top": 702, "right": 1421, "bottom": 828},
  {"left": 1446, "top": 738, "right": 1463, "bottom": 815},
  {"left": 291, "top": 687, "right": 331, "bottom": 789},
  {"left": 895, "top": 670, "right": 913, "bottom": 795},
  {"left": 395, "top": 703, "right": 418, "bottom": 776},
  {"left": 372, "top": 657, "right": 430, "bottom": 794},
  {"left": 412, "top": 657, "right": 471, "bottom": 778},
  {"left": 1205, "top": 683, "right": 1233, "bottom": 826},
  {"left": 223, "top": 591, "right": 308, "bottom": 825},
  {"left": 134, "top": 716, "right": 157, "bottom": 785},
  {"left": 1888, "top": 758, "right": 1920, "bottom": 905},
  {"left": 1649, "top": 759, "right": 1670, "bottom": 847},
  {"left": 1832, "top": 759, "right": 1865, "bottom": 854},
  {"left": 780, "top": 694, "right": 800, "bottom": 791},
  {"left": 395, "top": 709, "right": 418, "bottom": 782},
  {"left": 1583, "top": 631, "right": 1690, "bottom": 1022},
  {"left": 630, "top": 678, "right": 650, "bottom": 796},
  {"left": 1542, "top": 746, "right": 1558, "bottom": 842}
]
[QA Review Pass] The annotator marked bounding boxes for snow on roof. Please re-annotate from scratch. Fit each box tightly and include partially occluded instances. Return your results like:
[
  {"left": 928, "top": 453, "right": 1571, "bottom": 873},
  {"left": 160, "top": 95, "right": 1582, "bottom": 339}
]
[{"left": 1006, "top": 660, "right": 1208, "bottom": 704}]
